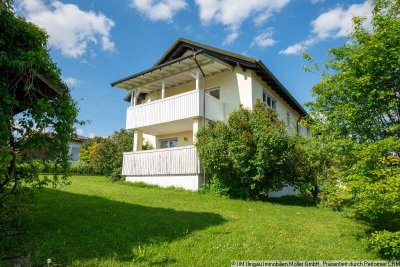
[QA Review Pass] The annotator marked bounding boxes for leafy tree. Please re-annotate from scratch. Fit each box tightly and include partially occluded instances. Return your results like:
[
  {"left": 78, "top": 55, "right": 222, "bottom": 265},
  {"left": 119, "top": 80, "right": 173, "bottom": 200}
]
[
  {"left": 93, "top": 129, "right": 134, "bottom": 181},
  {"left": 306, "top": 0, "right": 400, "bottom": 142},
  {"left": 196, "top": 101, "right": 293, "bottom": 199},
  {"left": 0, "top": 1, "right": 79, "bottom": 201},
  {"left": 304, "top": 0, "right": 400, "bottom": 258},
  {"left": 288, "top": 136, "right": 333, "bottom": 203}
]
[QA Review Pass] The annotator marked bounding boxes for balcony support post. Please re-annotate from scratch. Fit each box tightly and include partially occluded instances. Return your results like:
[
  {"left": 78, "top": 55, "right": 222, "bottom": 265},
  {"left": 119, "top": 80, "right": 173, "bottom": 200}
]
[
  {"left": 161, "top": 80, "right": 165, "bottom": 99},
  {"left": 192, "top": 117, "right": 204, "bottom": 144},
  {"left": 133, "top": 129, "right": 143, "bottom": 151},
  {"left": 130, "top": 90, "right": 134, "bottom": 107}
]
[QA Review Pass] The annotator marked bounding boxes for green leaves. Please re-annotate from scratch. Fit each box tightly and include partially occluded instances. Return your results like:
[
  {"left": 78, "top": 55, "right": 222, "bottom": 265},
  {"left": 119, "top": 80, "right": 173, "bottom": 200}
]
[{"left": 196, "top": 100, "right": 292, "bottom": 200}]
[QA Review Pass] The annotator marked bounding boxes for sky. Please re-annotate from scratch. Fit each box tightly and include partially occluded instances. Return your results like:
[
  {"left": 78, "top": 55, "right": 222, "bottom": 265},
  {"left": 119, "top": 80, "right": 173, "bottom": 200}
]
[{"left": 14, "top": 0, "right": 372, "bottom": 138}]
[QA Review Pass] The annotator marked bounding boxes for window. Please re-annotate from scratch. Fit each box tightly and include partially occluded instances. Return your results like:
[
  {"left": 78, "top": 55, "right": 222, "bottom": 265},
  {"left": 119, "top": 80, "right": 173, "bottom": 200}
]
[
  {"left": 206, "top": 86, "right": 220, "bottom": 100},
  {"left": 286, "top": 112, "right": 291, "bottom": 127},
  {"left": 70, "top": 147, "right": 80, "bottom": 161},
  {"left": 160, "top": 138, "right": 178, "bottom": 149},
  {"left": 262, "top": 89, "right": 276, "bottom": 109}
]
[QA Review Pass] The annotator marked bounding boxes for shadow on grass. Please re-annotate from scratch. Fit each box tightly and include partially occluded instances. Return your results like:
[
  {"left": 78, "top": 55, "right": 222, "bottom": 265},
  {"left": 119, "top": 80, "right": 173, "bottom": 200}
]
[
  {"left": 266, "top": 195, "right": 317, "bottom": 207},
  {"left": 16, "top": 188, "right": 225, "bottom": 266}
]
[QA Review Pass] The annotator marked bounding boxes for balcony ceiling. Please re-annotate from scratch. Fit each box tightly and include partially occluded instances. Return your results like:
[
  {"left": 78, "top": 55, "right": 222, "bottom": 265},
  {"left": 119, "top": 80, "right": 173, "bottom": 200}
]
[{"left": 112, "top": 52, "right": 233, "bottom": 93}]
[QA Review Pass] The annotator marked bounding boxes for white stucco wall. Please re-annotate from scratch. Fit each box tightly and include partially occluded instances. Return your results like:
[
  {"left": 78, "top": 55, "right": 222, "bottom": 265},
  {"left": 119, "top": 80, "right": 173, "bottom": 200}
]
[{"left": 126, "top": 175, "right": 203, "bottom": 191}]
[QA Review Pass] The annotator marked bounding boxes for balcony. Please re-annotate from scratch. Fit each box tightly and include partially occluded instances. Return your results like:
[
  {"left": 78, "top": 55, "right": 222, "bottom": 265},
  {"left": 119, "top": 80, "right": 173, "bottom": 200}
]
[
  {"left": 126, "top": 90, "right": 224, "bottom": 130},
  {"left": 122, "top": 145, "right": 201, "bottom": 176}
]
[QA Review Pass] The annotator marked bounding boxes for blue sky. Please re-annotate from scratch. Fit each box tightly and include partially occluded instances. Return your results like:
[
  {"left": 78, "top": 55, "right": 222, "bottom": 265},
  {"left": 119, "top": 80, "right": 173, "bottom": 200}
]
[{"left": 15, "top": 0, "right": 372, "bottom": 137}]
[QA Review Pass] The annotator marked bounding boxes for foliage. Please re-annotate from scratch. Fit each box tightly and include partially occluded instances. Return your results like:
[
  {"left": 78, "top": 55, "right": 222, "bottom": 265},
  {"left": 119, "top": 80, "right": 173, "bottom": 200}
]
[
  {"left": 369, "top": 230, "right": 400, "bottom": 259},
  {"left": 69, "top": 161, "right": 101, "bottom": 176},
  {"left": 305, "top": 0, "right": 400, "bottom": 142},
  {"left": 78, "top": 137, "right": 103, "bottom": 164},
  {"left": 92, "top": 129, "right": 134, "bottom": 180},
  {"left": 288, "top": 136, "right": 333, "bottom": 202},
  {"left": 196, "top": 101, "right": 293, "bottom": 199},
  {"left": 303, "top": 0, "right": 400, "bottom": 258},
  {"left": 323, "top": 138, "right": 400, "bottom": 223},
  {"left": 199, "top": 177, "right": 229, "bottom": 197},
  {"left": 0, "top": 1, "right": 79, "bottom": 201}
]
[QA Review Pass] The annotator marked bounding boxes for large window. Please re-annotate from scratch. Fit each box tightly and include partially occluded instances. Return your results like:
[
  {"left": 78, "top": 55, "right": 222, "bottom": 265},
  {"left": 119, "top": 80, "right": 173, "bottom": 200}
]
[
  {"left": 206, "top": 86, "right": 220, "bottom": 100},
  {"left": 262, "top": 89, "right": 276, "bottom": 109},
  {"left": 160, "top": 138, "right": 178, "bottom": 149}
]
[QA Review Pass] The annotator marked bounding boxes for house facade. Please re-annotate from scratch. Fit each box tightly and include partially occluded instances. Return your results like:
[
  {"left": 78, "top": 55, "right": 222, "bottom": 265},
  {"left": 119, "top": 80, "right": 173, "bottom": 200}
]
[{"left": 112, "top": 38, "right": 308, "bottom": 192}]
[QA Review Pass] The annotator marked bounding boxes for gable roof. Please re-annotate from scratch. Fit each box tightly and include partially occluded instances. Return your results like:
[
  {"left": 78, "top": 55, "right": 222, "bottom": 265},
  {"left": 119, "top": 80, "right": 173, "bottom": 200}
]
[{"left": 114, "top": 38, "right": 307, "bottom": 116}]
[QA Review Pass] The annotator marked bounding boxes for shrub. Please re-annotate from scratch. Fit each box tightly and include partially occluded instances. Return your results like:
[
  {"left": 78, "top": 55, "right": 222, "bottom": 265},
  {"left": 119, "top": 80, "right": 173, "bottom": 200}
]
[
  {"left": 369, "top": 231, "right": 400, "bottom": 259},
  {"left": 323, "top": 138, "right": 400, "bottom": 222},
  {"left": 92, "top": 129, "right": 134, "bottom": 181},
  {"left": 199, "top": 176, "right": 229, "bottom": 197},
  {"left": 287, "top": 136, "right": 333, "bottom": 203},
  {"left": 69, "top": 161, "right": 99, "bottom": 176},
  {"left": 196, "top": 101, "right": 293, "bottom": 200}
]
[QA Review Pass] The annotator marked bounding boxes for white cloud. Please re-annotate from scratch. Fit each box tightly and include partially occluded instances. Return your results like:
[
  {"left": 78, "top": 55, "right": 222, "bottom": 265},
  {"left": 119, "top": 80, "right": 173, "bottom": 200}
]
[
  {"left": 222, "top": 30, "right": 239, "bottom": 45},
  {"left": 16, "top": 0, "right": 115, "bottom": 58},
  {"left": 130, "top": 0, "right": 187, "bottom": 21},
  {"left": 64, "top": 77, "right": 80, "bottom": 87},
  {"left": 251, "top": 28, "right": 276, "bottom": 47},
  {"left": 279, "top": 38, "right": 316, "bottom": 55},
  {"left": 195, "top": 0, "right": 290, "bottom": 45},
  {"left": 76, "top": 128, "right": 85, "bottom": 136},
  {"left": 280, "top": 1, "right": 372, "bottom": 55},
  {"left": 308, "top": 0, "right": 324, "bottom": 4},
  {"left": 311, "top": 1, "right": 372, "bottom": 40},
  {"left": 88, "top": 133, "right": 96, "bottom": 138}
]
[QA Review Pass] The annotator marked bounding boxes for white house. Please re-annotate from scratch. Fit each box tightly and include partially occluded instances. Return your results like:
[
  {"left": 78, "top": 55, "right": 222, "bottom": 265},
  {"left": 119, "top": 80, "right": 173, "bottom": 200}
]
[{"left": 111, "top": 38, "right": 308, "bottom": 192}]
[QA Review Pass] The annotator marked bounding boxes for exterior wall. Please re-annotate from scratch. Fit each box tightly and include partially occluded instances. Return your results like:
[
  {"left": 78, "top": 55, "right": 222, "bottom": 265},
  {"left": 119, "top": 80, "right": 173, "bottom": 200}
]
[
  {"left": 126, "top": 175, "right": 203, "bottom": 191},
  {"left": 251, "top": 74, "right": 301, "bottom": 133},
  {"left": 155, "top": 131, "right": 193, "bottom": 149}
]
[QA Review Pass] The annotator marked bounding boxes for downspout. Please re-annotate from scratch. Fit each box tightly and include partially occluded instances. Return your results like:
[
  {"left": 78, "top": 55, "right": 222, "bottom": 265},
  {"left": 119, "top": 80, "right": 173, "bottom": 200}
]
[
  {"left": 193, "top": 50, "right": 207, "bottom": 127},
  {"left": 193, "top": 50, "right": 207, "bottom": 185}
]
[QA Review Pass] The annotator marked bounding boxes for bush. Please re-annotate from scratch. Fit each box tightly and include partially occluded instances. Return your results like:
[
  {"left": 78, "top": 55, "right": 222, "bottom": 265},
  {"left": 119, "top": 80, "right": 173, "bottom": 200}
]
[
  {"left": 369, "top": 230, "right": 400, "bottom": 259},
  {"left": 69, "top": 161, "right": 99, "bottom": 176},
  {"left": 196, "top": 101, "right": 293, "bottom": 200},
  {"left": 92, "top": 129, "right": 134, "bottom": 181},
  {"left": 199, "top": 176, "right": 229, "bottom": 197},
  {"left": 322, "top": 138, "right": 400, "bottom": 222}
]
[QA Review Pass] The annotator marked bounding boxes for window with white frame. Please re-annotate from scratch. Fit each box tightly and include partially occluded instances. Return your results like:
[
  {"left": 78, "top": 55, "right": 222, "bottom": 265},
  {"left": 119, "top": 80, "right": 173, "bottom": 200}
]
[
  {"left": 206, "top": 86, "right": 220, "bottom": 100},
  {"left": 160, "top": 138, "right": 178, "bottom": 149},
  {"left": 262, "top": 89, "right": 277, "bottom": 109}
]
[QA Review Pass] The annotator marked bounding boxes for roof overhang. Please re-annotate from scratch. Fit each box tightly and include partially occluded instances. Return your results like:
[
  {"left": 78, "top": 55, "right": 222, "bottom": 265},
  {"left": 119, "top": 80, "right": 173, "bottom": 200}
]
[{"left": 111, "top": 51, "right": 233, "bottom": 92}]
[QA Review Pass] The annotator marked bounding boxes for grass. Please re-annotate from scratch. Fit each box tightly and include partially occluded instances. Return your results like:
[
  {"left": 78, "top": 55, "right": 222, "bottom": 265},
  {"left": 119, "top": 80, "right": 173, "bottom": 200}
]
[{"left": 1, "top": 176, "right": 378, "bottom": 266}]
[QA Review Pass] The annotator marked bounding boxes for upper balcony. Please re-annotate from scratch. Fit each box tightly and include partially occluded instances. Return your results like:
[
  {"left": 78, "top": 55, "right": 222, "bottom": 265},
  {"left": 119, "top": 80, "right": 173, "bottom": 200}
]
[
  {"left": 126, "top": 89, "right": 224, "bottom": 129},
  {"left": 112, "top": 51, "right": 233, "bottom": 130}
]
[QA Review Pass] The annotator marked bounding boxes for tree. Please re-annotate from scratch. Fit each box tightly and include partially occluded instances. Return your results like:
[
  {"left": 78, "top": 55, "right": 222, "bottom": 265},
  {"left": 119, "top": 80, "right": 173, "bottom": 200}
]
[
  {"left": 196, "top": 101, "right": 293, "bottom": 199},
  {"left": 288, "top": 136, "right": 333, "bottom": 203},
  {"left": 0, "top": 1, "right": 79, "bottom": 201},
  {"left": 306, "top": 0, "right": 400, "bottom": 142},
  {"left": 92, "top": 129, "right": 134, "bottom": 181},
  {"left": 304, "top": 0, "right": 400, "bottom": 258}
]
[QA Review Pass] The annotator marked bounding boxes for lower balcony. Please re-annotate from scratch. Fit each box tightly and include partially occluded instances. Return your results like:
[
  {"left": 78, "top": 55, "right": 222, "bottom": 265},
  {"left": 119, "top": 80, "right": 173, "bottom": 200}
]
[{"left": 122, "top": 145, "right": 201, "bottom": 176}]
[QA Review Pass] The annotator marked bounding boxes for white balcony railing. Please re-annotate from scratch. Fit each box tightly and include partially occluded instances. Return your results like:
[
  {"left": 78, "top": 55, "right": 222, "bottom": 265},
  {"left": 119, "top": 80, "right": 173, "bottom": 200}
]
[
  {"left": 126, "top": 90, "right": 224, "bottom": 129},
  {"left": 122, "top": 145, "right": 201, "bottom": 176}
]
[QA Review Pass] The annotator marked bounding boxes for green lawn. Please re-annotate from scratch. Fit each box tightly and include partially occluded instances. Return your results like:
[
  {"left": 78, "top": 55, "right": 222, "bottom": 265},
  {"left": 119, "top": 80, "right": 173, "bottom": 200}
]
[{"left": 3, "top": 176, "right": 378, "bottom": 266}]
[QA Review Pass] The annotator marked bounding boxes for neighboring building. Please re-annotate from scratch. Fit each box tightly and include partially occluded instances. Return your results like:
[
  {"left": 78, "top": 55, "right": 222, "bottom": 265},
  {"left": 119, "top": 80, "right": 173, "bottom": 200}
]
[
  {"left": 111, "top": 38, "right": 308, "bottom": 192},
  {"left": 69, "top": 136, "right": 87, "bottom": 162}
]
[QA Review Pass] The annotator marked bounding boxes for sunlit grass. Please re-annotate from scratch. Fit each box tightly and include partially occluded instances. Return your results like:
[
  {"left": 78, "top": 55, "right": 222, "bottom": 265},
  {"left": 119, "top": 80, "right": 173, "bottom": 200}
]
[{"left": 2, "top": 176, "right": 378, "bottom": 266}]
